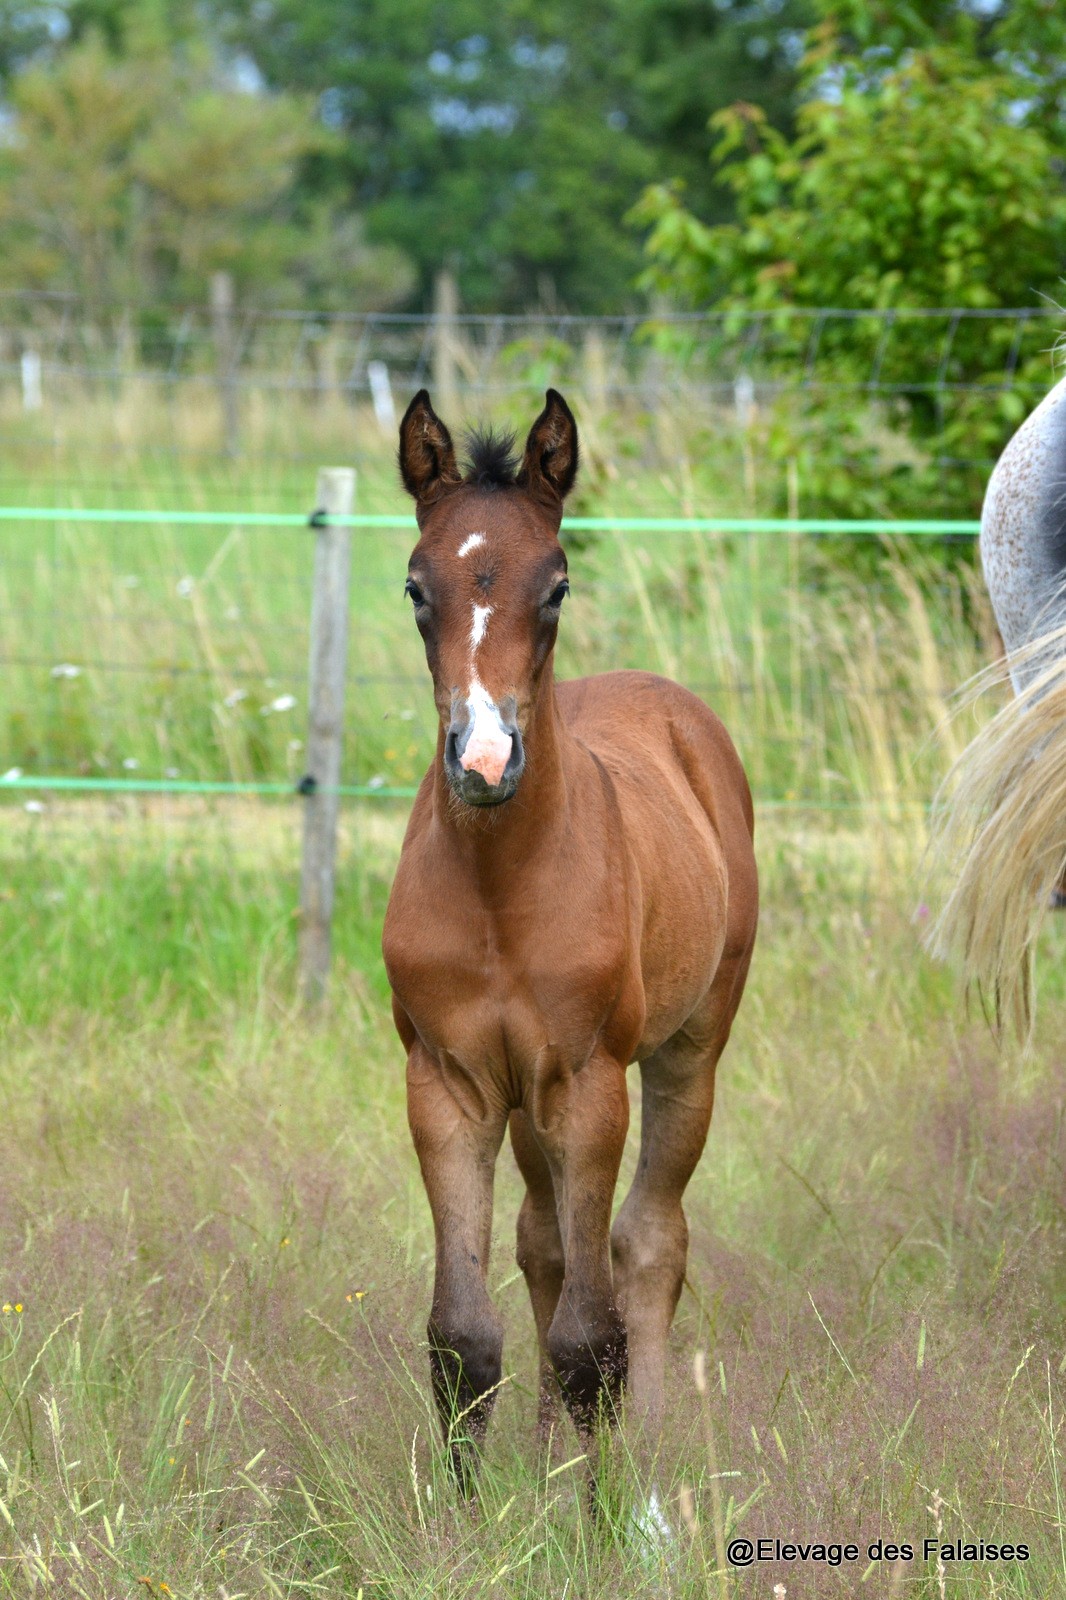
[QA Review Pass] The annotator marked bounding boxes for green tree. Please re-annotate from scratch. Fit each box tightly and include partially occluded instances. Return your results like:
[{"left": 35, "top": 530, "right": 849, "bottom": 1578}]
[
  {"left": 635, "top": 27, "right": 1066, "bottom": 311},
  {"left": 632, "top": 11, "right": 1066, "bottom": 515},
  {"left": 0, "top": 26, "right": 413, "bottom": 311},
  {"left": 206, "top": 0, "right": 814, "bottom": 311},
  {"left": 0, "top": 35, "right": 160, "bottom": 306}
]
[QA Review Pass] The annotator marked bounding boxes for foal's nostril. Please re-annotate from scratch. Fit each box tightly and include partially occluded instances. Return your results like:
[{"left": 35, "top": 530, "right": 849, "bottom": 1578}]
[
  {"left": 503, "top": 726, "right": 525, "bottom": 781},
  {"left": 445, "top": 717, "right": 473, "bottom": 775}
]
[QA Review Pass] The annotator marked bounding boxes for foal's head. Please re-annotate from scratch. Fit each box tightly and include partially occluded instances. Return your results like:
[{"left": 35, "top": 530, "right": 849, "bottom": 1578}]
[{"left": 398, "top": 388, "right": 579, "bottom": 808}]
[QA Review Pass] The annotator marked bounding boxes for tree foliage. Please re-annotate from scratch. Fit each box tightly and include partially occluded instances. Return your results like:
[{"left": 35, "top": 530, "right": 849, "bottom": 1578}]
[
  {"left": 204, "top": 0, "right": 813, "bottom": 311},
  {"left": 633, "top": 5, "right": 1066, "bottom": 518},
  {"left": 0, "top": 0, "right": 817, "bottom": 312},
  {"left": 636, "top": 19, "right": 1066, "bottom": 312},
  {"left": 0, "top": 22, "right": 414, "bottom": 310}
]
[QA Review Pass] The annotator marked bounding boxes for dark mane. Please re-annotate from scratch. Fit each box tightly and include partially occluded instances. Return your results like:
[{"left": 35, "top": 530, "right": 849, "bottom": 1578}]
[{"left": 463, "top": 425, "right": 519, "bottom": 489}]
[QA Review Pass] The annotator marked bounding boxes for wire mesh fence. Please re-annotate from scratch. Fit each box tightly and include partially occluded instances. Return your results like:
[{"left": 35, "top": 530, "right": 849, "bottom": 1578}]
[
  {"left": 0, "top": 292, "right": 1055, "bottom": 398},
  {"left": 0, "top": 293, "right": 1059, "bottom": 467}
]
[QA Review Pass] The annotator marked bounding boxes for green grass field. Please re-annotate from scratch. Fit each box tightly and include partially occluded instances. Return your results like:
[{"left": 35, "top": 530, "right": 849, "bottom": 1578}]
[{"left": 2, "top": 388, "right": 1064, "bottom": 1598}]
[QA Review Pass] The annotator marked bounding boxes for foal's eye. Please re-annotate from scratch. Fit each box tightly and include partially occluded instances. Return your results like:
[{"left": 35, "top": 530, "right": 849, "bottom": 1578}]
[
  {"left": 546, "top": 581, "right": 569, "bottom": 609},
  {"left": 405, "top": 578, "right": 426, "bottom": 608}
]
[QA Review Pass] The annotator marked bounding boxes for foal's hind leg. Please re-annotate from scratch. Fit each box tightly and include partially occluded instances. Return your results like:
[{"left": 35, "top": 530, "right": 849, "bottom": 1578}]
[
  {"left": 509, "top": 1110, "right": 565, "bottom": 1445},
  {"left": 610, "top": 975, "right": 745, "bottom": 1450}
]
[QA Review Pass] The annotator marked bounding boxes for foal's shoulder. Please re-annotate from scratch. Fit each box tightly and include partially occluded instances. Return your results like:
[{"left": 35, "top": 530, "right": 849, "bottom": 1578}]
[{"left": 557, "top": 670, "right": 750, "bottom": 815}]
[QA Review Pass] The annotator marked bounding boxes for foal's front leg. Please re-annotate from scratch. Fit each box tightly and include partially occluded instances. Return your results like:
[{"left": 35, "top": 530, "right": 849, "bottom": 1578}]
[
  {"left": 532, "top": 1048, "right": 630, "bottom": 1445},
  {"left": 407, "top": 1041, "right": 507, "bottom": 1496},
  {"left": 510, "top": 1109, "right": 565, "bottom": 1446}
]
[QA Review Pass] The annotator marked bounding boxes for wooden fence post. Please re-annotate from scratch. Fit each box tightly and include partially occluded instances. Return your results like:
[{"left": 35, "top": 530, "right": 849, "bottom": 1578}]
[
  {"left": 299, "top": 466, "right": 355, "bottom": 1006},
  {"left": 433, "top": 268, "right": 460, "bottom": 420},
  {"left": 211, "top": 270, "right": 240, "bottom": 456},
  {"left": 582, "top": 327, "right": 608, "bottom": 422}
]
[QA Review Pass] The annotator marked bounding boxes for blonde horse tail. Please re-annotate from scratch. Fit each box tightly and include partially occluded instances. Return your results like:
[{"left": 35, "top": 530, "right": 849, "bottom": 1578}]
[{"left": 926, "top": 620, "right": 1066, "bottom": 1040}]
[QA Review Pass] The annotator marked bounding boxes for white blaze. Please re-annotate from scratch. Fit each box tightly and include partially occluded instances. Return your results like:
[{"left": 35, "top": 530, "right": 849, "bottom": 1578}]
[
  {"left": 459, "top": 674, "right": 511, "bottom": 788},
  {"left": 457, "top": 532, "right": 485, "bottom": 558},
  {"left": 456, "top": 568, "right": 509, "bottom": 787},
  {"left": 470, "top": 603, "right": 492, "bottom": 650}
]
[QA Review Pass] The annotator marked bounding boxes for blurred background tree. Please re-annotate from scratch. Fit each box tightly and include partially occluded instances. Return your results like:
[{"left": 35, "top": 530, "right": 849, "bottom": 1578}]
[
  {"left": 0, "top": 3, "right": 414, "bottom": 312},
  {"left": 0, "top": 0, "right": 816, "bottom": 312},
  {"left": 205, "top": 0, "right": 815, "bottom": 311},
  {"left": 0, "top": 0, "right": 1062, "bottom": 326}
]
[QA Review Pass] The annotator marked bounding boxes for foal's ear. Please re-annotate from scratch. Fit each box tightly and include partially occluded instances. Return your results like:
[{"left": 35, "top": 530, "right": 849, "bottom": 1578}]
[
  {"left": 518, "top": 389, "right": 579, "bottom": 504},
  {"left": 398, "top": 389, "right": 462, "bottom": 504}
]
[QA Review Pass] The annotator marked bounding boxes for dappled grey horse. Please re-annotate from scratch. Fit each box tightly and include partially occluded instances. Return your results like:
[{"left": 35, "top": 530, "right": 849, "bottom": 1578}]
[
  {"left": 980, "top": 373, "right": 1066, "bottom": 690},
  {"left": 930, "top": 370, "right": 1066, "bottom": 1030}
]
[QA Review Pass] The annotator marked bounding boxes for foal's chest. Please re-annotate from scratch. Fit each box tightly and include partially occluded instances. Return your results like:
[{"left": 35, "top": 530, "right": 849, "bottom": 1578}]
[{"left": 383, "top": 844, "right": 634, "bottom": 1083}]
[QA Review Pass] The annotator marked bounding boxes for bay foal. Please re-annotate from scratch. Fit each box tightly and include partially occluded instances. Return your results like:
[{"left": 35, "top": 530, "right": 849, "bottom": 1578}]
[{"left": 382, "top": 389, "right": 758, "bottom": 1493}]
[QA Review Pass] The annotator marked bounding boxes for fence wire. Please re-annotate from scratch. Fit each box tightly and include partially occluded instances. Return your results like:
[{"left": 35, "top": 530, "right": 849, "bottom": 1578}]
[
  {"left": 0, "top": 502, "right": 992, "bottom": 815},
  {"left": 0, "top": 295, "right": 1059, "bottom": 425},
  {"left": 0, "top": 293, "right": 1056, "bottom": 395}
]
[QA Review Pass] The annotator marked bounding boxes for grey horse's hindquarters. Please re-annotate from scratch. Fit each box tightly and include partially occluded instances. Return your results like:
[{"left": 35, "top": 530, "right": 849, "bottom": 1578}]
[
  {"left": 925, "top": 371, "right": 1066, "bottom": 1038},
  {"left": 980, "top": 372, "right": 1066, "bottom": 693}
]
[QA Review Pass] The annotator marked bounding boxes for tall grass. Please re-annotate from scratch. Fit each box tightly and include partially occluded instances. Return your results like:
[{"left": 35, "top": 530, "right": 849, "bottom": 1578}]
[{"left": 2, "top": 801, "right": 1066, "bottom": 1596}]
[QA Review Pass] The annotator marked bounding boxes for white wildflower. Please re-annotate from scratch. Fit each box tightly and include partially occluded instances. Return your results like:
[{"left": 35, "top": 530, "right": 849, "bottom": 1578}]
[{"left": 261, "top": 694, "right": 297, "bottom": 716}]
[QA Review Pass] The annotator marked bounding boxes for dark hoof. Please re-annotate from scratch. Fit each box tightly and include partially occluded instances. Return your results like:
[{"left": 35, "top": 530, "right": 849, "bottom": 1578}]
[
  {"left": 548, "top": 1319, "right": 628, "bottom": 1434},
  {"left": 428, "top": 1317, "right": 503, "bottom": 1496}
]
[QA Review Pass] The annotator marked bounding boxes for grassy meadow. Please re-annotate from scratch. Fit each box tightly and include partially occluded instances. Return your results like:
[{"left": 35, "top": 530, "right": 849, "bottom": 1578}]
[{"left": 3, "top": 381, "right": 1066, "bottom": 1597}]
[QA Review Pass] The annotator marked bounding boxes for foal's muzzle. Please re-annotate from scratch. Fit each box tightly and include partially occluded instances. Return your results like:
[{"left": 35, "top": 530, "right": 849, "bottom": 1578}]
[{"left": 444, "top": 699, "right": 525, "bottom": 807}]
